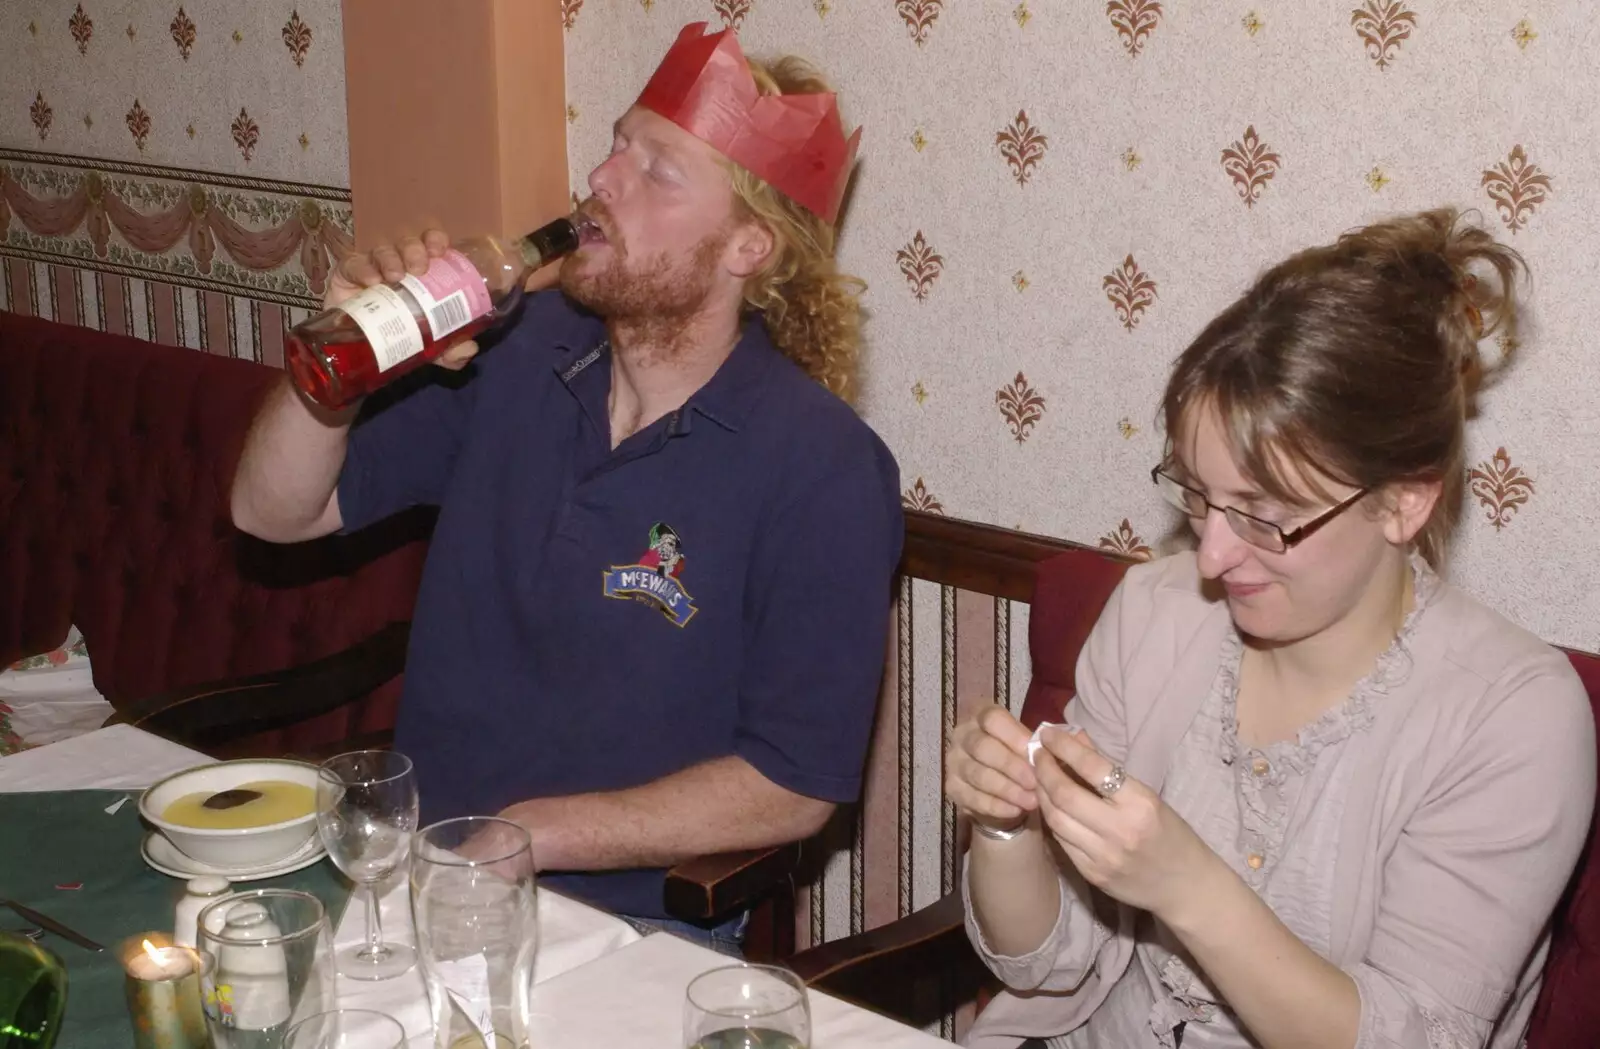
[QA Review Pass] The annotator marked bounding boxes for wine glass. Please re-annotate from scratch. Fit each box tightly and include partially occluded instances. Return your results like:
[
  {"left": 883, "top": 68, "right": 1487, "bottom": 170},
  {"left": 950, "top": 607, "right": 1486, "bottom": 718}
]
[
  {"left": 315, "top": 751, "right": 418, "bottom": 981},
  {"left": 683, "top": 964, "right": 811, "bottom": 1049}
]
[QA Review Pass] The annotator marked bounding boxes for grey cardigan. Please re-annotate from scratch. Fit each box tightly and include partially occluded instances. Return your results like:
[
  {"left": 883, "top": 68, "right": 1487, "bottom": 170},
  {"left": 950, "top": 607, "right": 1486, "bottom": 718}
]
[{"left": 964, "top": 552, "right": 1597, "bottom": 1049}]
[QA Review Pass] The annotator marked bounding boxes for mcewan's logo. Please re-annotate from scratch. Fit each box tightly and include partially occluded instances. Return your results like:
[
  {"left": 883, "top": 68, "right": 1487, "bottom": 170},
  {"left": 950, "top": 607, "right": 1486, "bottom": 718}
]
[{"left": 602, "top": 523, "right": 698, "bottom": 627}]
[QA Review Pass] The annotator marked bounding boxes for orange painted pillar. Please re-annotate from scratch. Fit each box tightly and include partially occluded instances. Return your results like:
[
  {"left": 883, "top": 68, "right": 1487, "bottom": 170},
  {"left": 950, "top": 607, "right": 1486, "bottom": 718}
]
[{"left": 341, "top": 0, "right": 568, "bottom": 263}]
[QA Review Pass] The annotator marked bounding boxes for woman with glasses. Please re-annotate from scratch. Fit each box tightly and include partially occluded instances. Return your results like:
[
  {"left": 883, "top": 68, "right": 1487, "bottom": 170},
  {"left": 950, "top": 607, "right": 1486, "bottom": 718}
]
[{"left": 945, "top": 208, "right": 1596, "bottom": 1049}]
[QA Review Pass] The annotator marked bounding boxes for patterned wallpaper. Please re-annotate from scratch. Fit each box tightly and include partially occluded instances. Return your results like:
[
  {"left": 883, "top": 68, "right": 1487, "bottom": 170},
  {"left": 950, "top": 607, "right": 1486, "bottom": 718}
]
[
  {"left": 1, "top": 1, "right": 350, "bottom": 358},
  {"left": 565, "top": 1, "right": 1596, "bottom": 653},
  {"left": 565, "top": 1, "right": 1600, "bottom": 1011}
]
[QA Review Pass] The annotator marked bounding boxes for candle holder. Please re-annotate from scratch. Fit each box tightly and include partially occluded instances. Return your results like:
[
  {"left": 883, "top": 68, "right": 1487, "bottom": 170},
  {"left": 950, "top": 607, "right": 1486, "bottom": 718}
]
[{"left": 119, "top": 933, "right": 210, "bottom": 1049}]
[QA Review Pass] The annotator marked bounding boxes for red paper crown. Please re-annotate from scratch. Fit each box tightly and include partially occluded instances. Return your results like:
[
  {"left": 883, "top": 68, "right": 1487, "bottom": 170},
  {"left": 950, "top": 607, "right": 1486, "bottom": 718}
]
[{"left": 636, "top": 22, "right": 861, "bottom": 225}]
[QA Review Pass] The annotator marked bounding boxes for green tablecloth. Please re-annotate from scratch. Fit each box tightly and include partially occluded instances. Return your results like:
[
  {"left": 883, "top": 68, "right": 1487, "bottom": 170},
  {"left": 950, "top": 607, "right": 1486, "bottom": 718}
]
[{"left": 0, "top": 790, "right": 350, "bottom": 1049}]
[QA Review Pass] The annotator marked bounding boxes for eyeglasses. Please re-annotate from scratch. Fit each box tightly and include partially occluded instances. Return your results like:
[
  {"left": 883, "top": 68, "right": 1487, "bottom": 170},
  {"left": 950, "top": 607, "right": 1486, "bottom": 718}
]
[{"left": 1150, "top": 465, "right": 1370, "bottom": 554}]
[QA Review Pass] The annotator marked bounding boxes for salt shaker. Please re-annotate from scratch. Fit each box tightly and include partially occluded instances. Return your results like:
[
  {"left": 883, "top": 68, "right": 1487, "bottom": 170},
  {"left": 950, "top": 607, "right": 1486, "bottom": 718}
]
[
  {"left": 173, "top": 876, "right": 231, "bottom": 949},
  {"left": 214, "top": 902, "right": 293, "bottom": 1032}
]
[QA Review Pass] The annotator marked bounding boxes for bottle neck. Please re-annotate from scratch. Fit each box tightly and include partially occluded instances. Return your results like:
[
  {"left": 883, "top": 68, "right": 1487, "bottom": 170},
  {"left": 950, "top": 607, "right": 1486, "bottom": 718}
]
[{"left": 517, "top": 216, "right": 580, "bottom": 271}]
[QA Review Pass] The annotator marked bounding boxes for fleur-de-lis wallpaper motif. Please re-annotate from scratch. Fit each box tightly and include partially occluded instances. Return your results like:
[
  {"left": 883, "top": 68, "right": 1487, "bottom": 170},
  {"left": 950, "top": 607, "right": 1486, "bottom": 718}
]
[
  {"left": 996, "top": 372, "right": 1046, "bottom": 444},
  {"left": 997, "top": 110, "right": 1048, "bottom": 187},
  {"left": 1242, "top": 11, "right": 1264, "bottom": 36},
  {"left": 1468, "top": 448, "right": 1535, "bottom": 530},
  {"left": 1482, "top": 145, "right": 1552, "bottom": 234},
  {"left": 126, "top": 99, "right": 152, "bottom": 152},
  {"left": 896, "top": 232, "right": 945, "bottom": 303},
  {"left": 1106, "top": 0, "right": 1162, "bottom": 57},
  {"left": 714, "top": 0, "right": 752, "bottom": 30},
  {"left": 1098, "top": 519, "right": 1153, "bottom": 560},
  {"left": 1014, "top": 3, "right": 1031, "bottom": 28},
  {"left": 562, "top": 0, "right": 584, "bottom": 30},
  {"left": 282, "top": 9, "right": 313, "bottom": 67},
  {"left": 69, "top": 4, "right": 94, "bottom": 55},
  {"left": 1118, "top": 417, "right": 1140, "bottom": 439},
  {"left": 1512, "top": 18, "right": 1537, "bottom": 50},
  {"left": 170, "top": 6, "right": 196, "bottom": 60},
  {"left": 1104, "top": 255, "right": 1157, "bottom": 332},
  {"left": 1351, "top": 0, "right": 1416, "bottom": 70},
  {"left": 903, "top": 478, "right": 945, "bottom": 514},
  {"left": 896, "top": 0, "right": 943, "bottom": 47},
  {"left": 30, "top": 92, "right": 52, "bottom": 141},
  {"left": 815, "top": 0, "right": 831, "bottom": 18},
  {"left": 1221, "top": 126, "right": 1281, "bottom": 208},
  {"left": 1365, "top": 166, "right": 1391, "bottom": 192},
  {"left": 231, "top": 108, "right": 260, "bottom": 162}
]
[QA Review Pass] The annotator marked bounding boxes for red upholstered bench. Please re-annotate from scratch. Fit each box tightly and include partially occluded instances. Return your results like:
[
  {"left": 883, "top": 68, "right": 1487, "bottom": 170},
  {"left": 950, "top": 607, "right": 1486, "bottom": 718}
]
[
  {"left": 0, "top": 311, "right": 429, "bottom": 757},
  {"left": 794, "top": 544, "right": 1600, "bottom": 1048}
]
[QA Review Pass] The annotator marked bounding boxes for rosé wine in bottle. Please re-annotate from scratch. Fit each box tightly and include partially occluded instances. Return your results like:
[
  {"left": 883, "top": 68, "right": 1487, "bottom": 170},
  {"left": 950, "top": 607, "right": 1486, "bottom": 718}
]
[{"left": 285, "top": 216, "right": 581, "bottom": 410}]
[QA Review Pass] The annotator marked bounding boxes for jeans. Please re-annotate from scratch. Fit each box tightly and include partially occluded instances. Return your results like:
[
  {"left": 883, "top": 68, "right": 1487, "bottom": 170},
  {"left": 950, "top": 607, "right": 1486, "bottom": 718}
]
[{"left": 620, "top": 909, "right": 751, "bottom": 958}]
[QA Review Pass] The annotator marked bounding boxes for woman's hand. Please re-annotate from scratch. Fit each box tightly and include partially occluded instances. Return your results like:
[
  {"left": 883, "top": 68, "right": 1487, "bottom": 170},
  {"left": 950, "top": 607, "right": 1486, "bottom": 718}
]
[
  {"left": 1034, "top": 726, "right": 1219, "bottom": 918},
  {"left": 945, "top": 706, "right": 1040, "bottom": 831}
]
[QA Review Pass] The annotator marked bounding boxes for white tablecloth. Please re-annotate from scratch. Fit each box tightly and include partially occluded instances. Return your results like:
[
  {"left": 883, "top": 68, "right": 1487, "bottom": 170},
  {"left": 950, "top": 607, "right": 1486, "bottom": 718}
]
[
  {"left": 0, "top": 723, "right": 207, "bottom": 791},
  {"left": 5, "top": 725, "right": 958, "bottom": 1048},
  {"left": 0, "top": 725, "right": 643, "bottom": 1045},
  {"left": 337, "top": 866, "right": 641, "bottom": 1046},
  {"left": 529, "top": 931, "right": 958, "bottom": 1048}
]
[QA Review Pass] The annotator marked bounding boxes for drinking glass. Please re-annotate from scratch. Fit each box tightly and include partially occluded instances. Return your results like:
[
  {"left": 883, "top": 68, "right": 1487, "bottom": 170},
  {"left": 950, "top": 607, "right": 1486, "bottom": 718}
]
[
  {"left": 196, "top": 889, "right": 335, "bottom": 1049},
  {"left": 683, "top": 964, "right": 811, "bottom": 1049},
  {"left": 411, "top": 817, "right": 538, "bottom": 1049},
  {"left": 283, "top": 1008, "right": 407, "bottom": 1049},
  {"left": 316, "top": 750, "right": 418, "bottom": 981}
]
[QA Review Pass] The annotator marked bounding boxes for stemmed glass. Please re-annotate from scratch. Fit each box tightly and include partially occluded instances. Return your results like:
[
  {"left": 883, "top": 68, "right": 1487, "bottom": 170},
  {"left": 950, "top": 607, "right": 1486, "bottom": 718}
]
[
  {"left": 315, "top": 751, "right": 418, "bottom": 981},
  {"left": 683, "top": 964, "right": 811, "bottom": 1049}
]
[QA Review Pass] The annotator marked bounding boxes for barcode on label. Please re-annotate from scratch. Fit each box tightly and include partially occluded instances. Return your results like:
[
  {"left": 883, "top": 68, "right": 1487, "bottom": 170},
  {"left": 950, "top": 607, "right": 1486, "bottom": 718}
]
[{"left": 428, "top": 291, "right": 471, "bottom": 338}]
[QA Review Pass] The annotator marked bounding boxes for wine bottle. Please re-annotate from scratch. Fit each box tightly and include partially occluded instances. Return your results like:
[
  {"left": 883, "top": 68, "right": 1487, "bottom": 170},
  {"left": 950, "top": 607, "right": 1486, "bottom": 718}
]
[
  {"left": 0, "top": 933, "right": 67, "bottom": 1049},
  {"left": 285, "top": 216, "right": 581, "bottom": 410}
]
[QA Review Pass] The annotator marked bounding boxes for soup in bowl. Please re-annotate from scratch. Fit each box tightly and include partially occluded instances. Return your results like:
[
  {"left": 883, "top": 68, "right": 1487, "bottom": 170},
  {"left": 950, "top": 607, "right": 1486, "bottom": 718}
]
[{"left": 139, "top": 759, "right": 321, "bottom": 868}]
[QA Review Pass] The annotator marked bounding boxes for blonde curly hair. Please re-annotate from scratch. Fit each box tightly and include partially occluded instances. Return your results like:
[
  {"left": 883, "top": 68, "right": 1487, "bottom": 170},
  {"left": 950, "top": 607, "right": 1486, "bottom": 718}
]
[{"left": 726, "top": 57, "right": 866, "bottom": 404}]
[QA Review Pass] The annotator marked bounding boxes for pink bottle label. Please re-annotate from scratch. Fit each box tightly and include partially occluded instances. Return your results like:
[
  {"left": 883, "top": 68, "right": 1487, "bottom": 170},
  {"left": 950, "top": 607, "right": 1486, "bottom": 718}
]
[
  {"left": 418, "top": 250, "right": 493, "bottom": 318},
  {"left": 397, "top": 249, "right": 494, "bottom": 341}
]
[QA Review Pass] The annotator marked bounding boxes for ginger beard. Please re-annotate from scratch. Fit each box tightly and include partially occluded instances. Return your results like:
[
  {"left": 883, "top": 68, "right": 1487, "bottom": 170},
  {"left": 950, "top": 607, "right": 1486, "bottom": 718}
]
[{"left": 559, "top": 209, "right": 734, "bottom": 346}]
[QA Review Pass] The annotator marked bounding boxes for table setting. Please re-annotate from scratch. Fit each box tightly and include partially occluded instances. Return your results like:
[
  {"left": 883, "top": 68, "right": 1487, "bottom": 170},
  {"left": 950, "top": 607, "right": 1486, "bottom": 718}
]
[{"left": 0, "top": 724, "right": 957, "bottom": 1048}]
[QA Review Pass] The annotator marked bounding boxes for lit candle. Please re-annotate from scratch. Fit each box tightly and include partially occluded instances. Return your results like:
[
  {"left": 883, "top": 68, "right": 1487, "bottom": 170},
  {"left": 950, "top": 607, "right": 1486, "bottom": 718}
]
[
  {"left": 126, "top": 939, "right": 196, "bottom": 980},
  {"left": 121, "top": 935, "right": 209, "bottom": 1049}
]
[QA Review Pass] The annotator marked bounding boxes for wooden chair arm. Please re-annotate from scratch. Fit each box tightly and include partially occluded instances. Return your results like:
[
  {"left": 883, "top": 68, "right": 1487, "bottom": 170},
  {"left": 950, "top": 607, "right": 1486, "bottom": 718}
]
[
  {"left": 788, "top": 890, "right": 966, "bottom": 985},
  {"left": 663, "top": 842, "right": 803, "bottom": 922},
  {"left": 787, "top": 891, "right": 990, "bottom": 1027},
  {"left": 110, "top": 621, "right": 411, "bottom": 752}
]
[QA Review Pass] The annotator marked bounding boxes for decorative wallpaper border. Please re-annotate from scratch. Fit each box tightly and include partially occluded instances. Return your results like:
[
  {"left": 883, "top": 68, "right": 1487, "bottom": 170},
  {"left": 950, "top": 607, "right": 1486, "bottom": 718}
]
[
  {"left": 1, "top": 255, "right": 315, "bottom": 367},
  {"left": 0, "top": 148, "right": 351, "bottom": 309}
]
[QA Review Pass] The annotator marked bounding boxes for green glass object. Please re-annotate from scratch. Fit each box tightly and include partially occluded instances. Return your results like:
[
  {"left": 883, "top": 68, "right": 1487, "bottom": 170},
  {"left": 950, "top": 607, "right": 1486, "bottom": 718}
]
[{"left": 0, "top": 932, "right": 67, "bottom": 1049}]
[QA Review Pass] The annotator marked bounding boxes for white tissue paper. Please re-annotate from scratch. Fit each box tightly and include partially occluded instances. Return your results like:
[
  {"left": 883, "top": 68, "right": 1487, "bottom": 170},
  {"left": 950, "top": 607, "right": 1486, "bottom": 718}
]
[{"left": 1027, "top": 721, "right": 1083, "bottom": 766}]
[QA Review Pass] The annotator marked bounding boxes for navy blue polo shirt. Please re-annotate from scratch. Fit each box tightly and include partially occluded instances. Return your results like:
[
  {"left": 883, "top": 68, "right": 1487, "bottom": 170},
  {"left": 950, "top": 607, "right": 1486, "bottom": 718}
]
[{"left": 336, "top": 290, "right": 903, "bottom": 919}]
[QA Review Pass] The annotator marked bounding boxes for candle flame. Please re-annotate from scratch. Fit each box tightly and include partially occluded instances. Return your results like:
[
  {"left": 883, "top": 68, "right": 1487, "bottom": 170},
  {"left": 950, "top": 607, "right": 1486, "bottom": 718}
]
[{"left": 141, "top": 939, "right": 167, "bottom": 966}]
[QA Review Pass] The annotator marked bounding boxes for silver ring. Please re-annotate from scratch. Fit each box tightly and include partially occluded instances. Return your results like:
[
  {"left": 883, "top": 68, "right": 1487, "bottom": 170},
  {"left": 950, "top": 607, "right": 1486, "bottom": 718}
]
[{"left": 1097, "top": 765, "right": 1126, "bottom": 800}]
